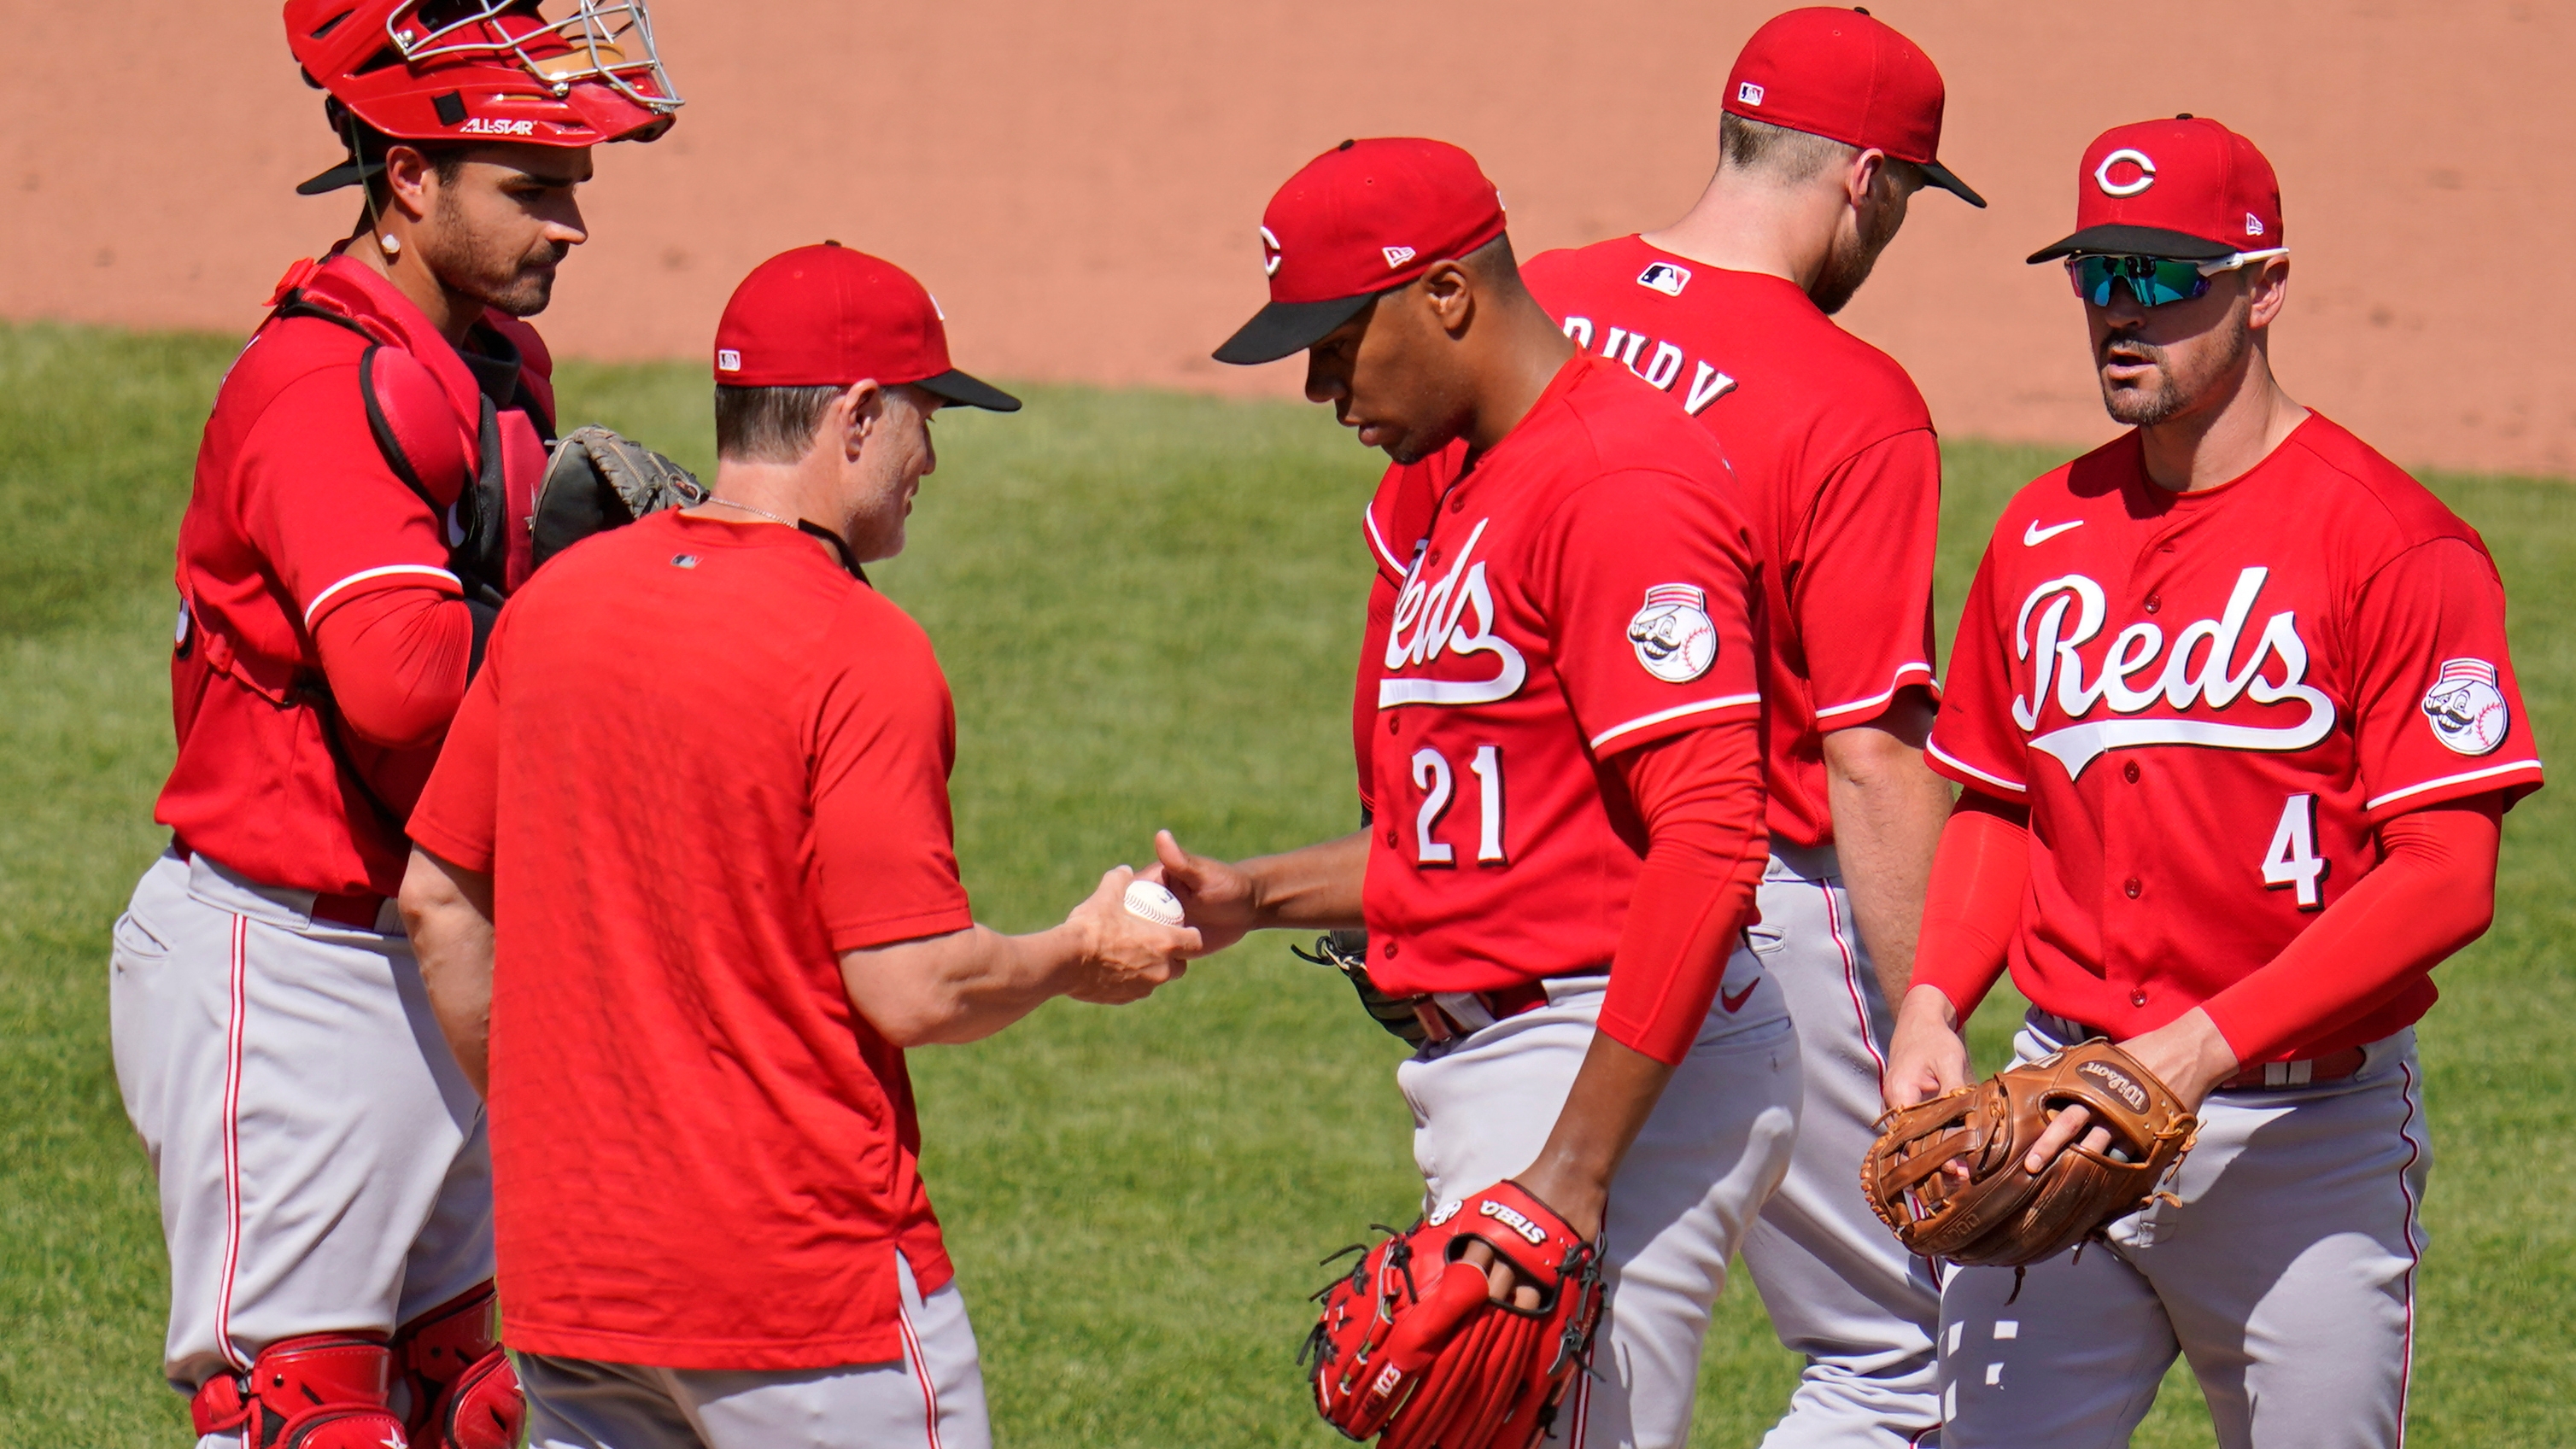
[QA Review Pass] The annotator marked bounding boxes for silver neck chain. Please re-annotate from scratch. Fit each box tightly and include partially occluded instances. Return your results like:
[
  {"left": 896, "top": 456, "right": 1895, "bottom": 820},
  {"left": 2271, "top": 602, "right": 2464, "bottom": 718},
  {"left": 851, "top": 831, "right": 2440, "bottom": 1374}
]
[{"left": 703, "top": 495, "right": 799, "bottom": 529}]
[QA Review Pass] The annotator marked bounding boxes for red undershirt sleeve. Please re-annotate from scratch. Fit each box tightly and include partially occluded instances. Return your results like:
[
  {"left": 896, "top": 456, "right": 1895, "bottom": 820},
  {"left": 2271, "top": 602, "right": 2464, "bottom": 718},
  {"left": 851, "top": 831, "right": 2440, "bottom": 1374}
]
[
  {"left": 1597, "top": 718, "right": 1769, "bottom": 1066},
  {"left": 2200, "top": 796, "right": 2502, "bottom": 1064},
  {"left": 311, "top": 585, "right": 475, "bottom": 750},
  {"left": 1912, "top": 791, "right": 2032, "bottom": 1023}
]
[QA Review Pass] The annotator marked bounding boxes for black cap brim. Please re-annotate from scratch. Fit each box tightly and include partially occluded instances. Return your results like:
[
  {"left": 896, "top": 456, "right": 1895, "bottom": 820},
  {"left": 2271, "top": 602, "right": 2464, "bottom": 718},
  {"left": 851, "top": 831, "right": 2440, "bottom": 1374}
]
[
  {"left": 914, "top": 368, "right": 1022, "bottom": 412},
  {"left": 1919, "top": 160, "right": 1986, "bottom": 209},
  {"left": 2026, "top": 224, "right": 2237, "bottom": 265},
  {"left": 296, "top": 156, "right": 383, "bottom": 196},
  {"left": 1212, "top": 294, "right": 1377, "bottom": 366}
]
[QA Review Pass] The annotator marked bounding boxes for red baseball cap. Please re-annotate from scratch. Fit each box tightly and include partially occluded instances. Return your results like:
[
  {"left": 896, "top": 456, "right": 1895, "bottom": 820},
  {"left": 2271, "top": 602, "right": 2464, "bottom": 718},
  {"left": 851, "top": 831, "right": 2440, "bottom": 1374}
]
[
  {"left": 1213, "top": 137, "right": 1509, "bottom": 366},
  {"left": 2028, "top": 116, "right": 2284, "bottom": 263},
  {"left": 1722, "top": 7, "right": 1982, "bottom": 207},
  {"left": 713, "top": 243, "right": 1020, "bottom": 411}
]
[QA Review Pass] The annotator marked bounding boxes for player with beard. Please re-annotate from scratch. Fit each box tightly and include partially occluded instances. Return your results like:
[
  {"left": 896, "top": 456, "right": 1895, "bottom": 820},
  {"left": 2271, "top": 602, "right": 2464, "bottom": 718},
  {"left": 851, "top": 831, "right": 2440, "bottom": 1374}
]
[
  {"left": 1408, "top": 10, "right": 1980, "bottom": 1444},
  {"left": 1883, "top": 116, "right": 2540, "bottom": 1447},
  {"left": 107, "top": 4, "right": 678, "bottom": 1445}
]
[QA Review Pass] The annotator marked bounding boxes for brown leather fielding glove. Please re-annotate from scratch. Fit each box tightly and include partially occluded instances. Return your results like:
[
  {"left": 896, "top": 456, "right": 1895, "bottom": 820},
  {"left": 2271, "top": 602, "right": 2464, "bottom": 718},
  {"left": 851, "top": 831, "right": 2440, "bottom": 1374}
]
[{"left": 1861, "top": 1037, "right": 2199, "bottom": 1266}]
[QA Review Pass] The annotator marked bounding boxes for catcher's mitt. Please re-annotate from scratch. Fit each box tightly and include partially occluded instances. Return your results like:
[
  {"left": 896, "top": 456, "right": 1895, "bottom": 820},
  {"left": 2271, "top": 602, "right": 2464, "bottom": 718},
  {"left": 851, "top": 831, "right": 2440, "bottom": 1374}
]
[
  {"left": 1292, "top": 930, "right": 1429, "bottom": 1049},
  {"left": 1862, "top": 1037, "right": 2198, "bottom": 1267},
  {"left": 1303, "top": 1182, "right": 1601, "bottom": 1449},
  {"left": 532, "top": 425, "right": 705, "bottom": 570}
]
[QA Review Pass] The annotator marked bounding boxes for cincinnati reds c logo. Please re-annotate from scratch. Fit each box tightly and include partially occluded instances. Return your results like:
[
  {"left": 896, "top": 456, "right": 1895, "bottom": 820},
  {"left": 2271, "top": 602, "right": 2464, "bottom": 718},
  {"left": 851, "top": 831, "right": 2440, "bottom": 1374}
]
[
  {"left": 1261, "top": 225, "right": 1283, "bottom": 278},
  {"left": 2094, "top": 148, "right": 2156, "bottom": 197}
]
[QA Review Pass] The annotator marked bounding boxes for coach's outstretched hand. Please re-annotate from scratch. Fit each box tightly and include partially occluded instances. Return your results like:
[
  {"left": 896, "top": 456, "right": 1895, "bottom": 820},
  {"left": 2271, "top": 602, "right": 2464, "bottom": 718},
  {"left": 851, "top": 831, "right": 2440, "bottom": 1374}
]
[
  {"left": 1063, "top": 866, "right": 1205, "bottom": 1004},
  {"left": 1147, "top": 830, "right": 1262, "bottom": 954}
]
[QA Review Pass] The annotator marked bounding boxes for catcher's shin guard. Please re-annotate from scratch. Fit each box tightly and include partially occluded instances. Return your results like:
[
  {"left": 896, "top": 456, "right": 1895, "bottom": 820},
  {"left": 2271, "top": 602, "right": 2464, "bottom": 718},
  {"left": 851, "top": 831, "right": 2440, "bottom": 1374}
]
[
  {"left": 190, "top": 1333, "right": 410, "bottom": 1448},
  {"left": 394, "top": 1281, "right": 524, "bottom": 1449}
]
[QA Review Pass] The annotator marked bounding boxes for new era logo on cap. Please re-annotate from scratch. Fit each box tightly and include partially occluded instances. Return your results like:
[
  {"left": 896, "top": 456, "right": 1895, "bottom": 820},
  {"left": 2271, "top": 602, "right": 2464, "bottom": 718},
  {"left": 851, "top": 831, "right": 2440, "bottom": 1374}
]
[
  {"left": 1212, "top": 137, "right": 1509, "bottom": 365},
  {"left": 2032, "top": 115, "right": 2285, "bottom": 264}
]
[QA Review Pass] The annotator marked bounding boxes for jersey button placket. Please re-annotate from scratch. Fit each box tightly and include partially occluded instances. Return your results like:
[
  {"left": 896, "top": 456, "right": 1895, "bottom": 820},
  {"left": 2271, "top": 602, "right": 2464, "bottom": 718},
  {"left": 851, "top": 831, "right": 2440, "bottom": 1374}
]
[{"left": 2123, "top": 876, "right": 2142, "bottom": 898}]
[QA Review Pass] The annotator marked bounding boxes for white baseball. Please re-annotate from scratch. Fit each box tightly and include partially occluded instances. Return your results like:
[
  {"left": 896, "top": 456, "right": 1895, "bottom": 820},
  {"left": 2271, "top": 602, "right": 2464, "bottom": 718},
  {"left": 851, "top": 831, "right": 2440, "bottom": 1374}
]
[{"left": 1123, "top": 879, "right": 1186, "bottom": 927}]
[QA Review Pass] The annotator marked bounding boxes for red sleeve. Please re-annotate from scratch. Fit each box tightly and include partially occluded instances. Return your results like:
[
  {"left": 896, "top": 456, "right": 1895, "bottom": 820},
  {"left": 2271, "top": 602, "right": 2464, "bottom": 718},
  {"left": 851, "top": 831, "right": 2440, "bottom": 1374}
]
[
  {"left": 1910, "top": 792, "right": 2031, "bottom": 1022},
  {"left": 2200, "top": 796, "right": 2500, "bottom": 1063},
  {"left": 1595, "top": 717, "right": 1768, "bottom": 1066},
  {"left": 312, "top": 586, "right": 473, "bottom": 749},
  {"left": 237, "top": 370, "right": 464, "bottom": 632},
  {"left": 1924, "top": 539, "right": 2030, "bottom": 796},
  {"left": 809, "top": 597, "right": 976, "bottom": 953},
  {"left": 2347, "top": 538, "right": 2544, "bottom": 821},
  {"left": 1797, "top": 430, "right": 1942, "bottom": 729},
  {"left": 406, "top": 610, "right": 507, "bottom": 874},
  {"left": 1537, "top": 470, "right": 1763, "bottom": 757}
]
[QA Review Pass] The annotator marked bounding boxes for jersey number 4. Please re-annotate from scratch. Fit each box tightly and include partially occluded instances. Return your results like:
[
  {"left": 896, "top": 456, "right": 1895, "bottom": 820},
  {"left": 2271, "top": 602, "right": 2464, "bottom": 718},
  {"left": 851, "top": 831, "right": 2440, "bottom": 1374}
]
[
  {"left": 1411, "top": 745, "right": 1506, "bottom": 867},
  {"left": 2262, "top": 793, "right": 2328, "bottom": 910}
]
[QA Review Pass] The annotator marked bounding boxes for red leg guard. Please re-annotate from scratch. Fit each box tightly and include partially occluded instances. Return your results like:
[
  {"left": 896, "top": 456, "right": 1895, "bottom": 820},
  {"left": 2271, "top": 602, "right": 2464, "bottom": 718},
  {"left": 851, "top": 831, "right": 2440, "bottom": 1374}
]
[
  {"left": 393, "top": 1281, "right": 524, "bottom": 1449},
  {"left": 189, "top": 1332, "right": 409, "bottom": 1448}
]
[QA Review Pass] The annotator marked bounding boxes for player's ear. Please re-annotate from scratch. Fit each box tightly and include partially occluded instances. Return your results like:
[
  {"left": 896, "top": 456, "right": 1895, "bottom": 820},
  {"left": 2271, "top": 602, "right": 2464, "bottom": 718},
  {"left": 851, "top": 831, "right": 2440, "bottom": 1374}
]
[
  {"left": 1420, "top": 260, "right": 1475, "bottom": 338},
  {"left": 2245, "top": 255, "right": 2291, "bottom": 331},
  {"left": 1846, "top": 148, "right": 1888, "bottom": 212},
  {"left": 382, "top": 145, "right": 437, "bottom": 223},
  {"left": 833, "top": 380, "right": 882, "bottom": 461}
]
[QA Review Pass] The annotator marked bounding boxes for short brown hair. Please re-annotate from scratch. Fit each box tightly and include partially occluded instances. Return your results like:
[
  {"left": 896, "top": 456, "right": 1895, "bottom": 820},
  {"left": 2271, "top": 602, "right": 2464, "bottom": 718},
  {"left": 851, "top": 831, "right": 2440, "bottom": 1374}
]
[
  {"left": 1718, "top": 113, "right": 1859, "bottom": 183},
  {"left": 714, "top": 384, "right": 844, "bottom": 464}
]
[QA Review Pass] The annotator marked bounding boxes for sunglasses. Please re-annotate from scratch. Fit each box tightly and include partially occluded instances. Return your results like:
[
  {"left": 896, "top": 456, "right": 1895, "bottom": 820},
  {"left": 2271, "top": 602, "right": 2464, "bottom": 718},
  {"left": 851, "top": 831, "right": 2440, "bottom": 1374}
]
[{"left": 2067, "top": 248, "right": 2288, "bottom": 307}]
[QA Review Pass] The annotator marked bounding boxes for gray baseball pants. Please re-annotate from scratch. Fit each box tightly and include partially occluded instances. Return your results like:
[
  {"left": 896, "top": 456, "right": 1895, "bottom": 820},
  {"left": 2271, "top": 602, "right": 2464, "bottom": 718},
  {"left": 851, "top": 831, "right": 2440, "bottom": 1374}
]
[
  {"left": 1936, "top": 1013, "right": 2431, "bottom": 1448},
  {"left": 1741, "top": 844, "right": 1945, "bottom": 1448},
  {"left": 519, "top": 1254, "right": 991, "bottom": 1449},
  {"left": 109, "top": 846, "right": 495, "bottom": 1434},
  {"left": 1399, "top": 961, "right": 1800, "bottom": 1449}
]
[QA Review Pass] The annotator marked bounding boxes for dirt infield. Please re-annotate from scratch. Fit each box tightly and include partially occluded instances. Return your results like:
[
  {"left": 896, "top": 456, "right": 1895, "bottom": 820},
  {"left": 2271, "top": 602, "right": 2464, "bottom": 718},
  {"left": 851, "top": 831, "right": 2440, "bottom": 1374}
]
[{"left": 6, "top": 0, "right": 2567, "bottom": 476}]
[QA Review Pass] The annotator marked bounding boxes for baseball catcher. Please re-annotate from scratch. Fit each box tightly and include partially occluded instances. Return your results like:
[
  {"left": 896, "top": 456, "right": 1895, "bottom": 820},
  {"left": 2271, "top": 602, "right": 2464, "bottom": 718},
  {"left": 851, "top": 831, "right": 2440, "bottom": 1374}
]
[{"left": 108, "top": 3, "right": 679, "bottom": 1445}]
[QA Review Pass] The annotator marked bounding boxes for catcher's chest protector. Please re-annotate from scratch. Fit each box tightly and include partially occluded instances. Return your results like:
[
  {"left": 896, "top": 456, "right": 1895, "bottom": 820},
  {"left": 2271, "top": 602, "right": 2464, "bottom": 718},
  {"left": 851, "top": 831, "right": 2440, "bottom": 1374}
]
[{"left": 1862, "top": 1038, "right": 2199, "bottom": 1268}]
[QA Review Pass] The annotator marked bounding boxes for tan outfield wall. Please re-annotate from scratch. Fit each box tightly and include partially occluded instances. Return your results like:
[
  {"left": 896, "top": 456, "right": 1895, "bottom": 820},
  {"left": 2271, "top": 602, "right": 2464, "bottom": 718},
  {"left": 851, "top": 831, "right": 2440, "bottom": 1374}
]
[{"left": 5, "top": 0, "right": 2568, "bottom": 477}]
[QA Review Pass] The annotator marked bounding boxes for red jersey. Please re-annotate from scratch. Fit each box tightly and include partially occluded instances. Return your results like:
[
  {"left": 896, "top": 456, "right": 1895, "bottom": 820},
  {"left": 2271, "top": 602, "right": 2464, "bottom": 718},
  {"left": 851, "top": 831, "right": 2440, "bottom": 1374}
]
[
  {"left": 1522, "top": 238, "right": 1944, "bottom": 848},
  {"left": 159, "top": 252, "right": 553, "bottom": 897},
  {"left": 1356, "top": 353, "right": 1765, "bottom": 995},
  {"left": 1926, "top": 415, "right": 2543, "bottom": 1059},
  {"left": 408, "top": 511, "right": 970, "bottom": 1371}
]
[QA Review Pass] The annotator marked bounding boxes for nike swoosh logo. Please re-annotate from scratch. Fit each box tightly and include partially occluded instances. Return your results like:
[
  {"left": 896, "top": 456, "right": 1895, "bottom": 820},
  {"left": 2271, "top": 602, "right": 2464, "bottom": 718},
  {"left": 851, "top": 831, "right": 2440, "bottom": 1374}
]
[
  {"left": 2023, "top": 518, "right": 2085, "bottom": 546},
  {"left": 1720, "top": 979, "right": 1759, "bottom": 1014}
]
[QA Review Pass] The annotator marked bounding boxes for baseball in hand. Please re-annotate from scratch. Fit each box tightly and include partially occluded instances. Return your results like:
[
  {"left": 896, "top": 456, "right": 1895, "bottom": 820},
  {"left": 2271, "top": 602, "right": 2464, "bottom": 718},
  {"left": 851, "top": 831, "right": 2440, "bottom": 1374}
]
[{"left": 1123, "top": 879, "right": 1186, "bottom": 927}]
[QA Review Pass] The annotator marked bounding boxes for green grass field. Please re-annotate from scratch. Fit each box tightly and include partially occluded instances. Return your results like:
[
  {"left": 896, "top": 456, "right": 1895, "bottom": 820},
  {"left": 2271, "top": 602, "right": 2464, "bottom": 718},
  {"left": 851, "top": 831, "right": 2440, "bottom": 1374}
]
[{"left": 2, "top": 320, "right": 2568, "bottom": 1445}]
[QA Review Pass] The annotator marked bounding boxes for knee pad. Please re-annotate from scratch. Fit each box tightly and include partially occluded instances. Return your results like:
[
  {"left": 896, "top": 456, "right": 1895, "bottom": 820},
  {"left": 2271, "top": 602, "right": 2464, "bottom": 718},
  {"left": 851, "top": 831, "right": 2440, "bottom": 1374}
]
[
  {"left": 394, "top": 1281, "right": 524, "bottom": 1449},
  {"left": 190, "top": 1332, "right": 411, "bottom": 1448}
]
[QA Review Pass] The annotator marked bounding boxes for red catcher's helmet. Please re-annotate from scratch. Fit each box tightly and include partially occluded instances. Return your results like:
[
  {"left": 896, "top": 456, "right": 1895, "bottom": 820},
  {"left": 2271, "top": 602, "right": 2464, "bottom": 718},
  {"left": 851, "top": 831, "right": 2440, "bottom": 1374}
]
[{"left": 285, "top": 0, "right": 682, "bottom": 192}]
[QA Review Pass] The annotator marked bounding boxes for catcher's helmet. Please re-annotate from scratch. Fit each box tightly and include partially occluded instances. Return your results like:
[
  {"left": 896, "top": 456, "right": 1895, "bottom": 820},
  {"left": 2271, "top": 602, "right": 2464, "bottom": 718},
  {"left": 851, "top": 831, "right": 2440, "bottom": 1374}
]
[{"left": 285, "top": 0, "right": 682, "bottom": 192}]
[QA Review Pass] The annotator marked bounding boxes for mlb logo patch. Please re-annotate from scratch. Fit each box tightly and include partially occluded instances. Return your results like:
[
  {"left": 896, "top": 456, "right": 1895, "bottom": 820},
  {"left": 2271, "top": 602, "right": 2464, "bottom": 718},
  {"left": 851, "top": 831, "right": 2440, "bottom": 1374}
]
[
  {"left": 1736, "top": 81, "right": 1765, "bottom": 107},
  {"left": 1636, "top": 261, "right": 1691, "bottom": 297},
  {"left": 716, "top": 348, "right": 742, "bottom": 372}
]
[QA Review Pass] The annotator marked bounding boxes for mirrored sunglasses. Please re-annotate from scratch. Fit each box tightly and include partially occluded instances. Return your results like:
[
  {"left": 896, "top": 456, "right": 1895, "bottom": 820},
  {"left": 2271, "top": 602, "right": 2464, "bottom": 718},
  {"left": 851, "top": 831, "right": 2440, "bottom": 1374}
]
[{"left": 2067, "top": 249, "right": 2287, "bottom": 308}]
